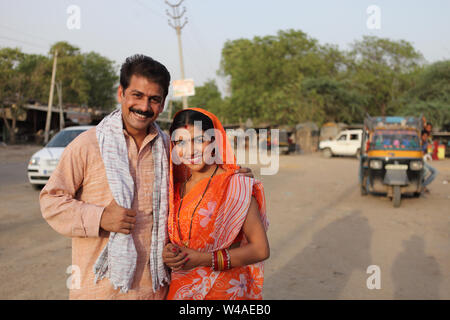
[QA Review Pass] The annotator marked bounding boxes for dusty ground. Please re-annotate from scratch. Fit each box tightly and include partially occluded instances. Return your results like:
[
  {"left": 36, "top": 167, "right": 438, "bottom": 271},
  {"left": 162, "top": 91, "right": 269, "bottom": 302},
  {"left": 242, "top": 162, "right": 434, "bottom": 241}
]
[{"left": 0, "top": 144, "right": 449, "bottom": 299}]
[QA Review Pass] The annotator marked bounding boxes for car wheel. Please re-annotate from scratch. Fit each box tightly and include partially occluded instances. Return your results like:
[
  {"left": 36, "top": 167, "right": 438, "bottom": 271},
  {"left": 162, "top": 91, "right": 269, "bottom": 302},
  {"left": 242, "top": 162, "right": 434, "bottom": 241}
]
[
  {"left": 322, "top": 148, "right": 332, "bottom": 158},
  {"left": 32, "top": 184, "right": 42, "bottom": 191}
]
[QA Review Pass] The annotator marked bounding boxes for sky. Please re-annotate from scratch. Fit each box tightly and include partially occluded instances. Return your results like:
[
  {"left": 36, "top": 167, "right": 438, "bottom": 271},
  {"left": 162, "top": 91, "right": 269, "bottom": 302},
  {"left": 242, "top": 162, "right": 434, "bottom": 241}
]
[{"left": 1, "top": 0, "right": 449, "bottom": 100}]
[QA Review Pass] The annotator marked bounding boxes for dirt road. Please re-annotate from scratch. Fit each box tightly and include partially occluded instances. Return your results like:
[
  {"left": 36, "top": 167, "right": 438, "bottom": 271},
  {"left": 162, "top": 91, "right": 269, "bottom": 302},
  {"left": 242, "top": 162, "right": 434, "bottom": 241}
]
[{"left": 0, "top": 145, "right": 449, "bottom": 299}]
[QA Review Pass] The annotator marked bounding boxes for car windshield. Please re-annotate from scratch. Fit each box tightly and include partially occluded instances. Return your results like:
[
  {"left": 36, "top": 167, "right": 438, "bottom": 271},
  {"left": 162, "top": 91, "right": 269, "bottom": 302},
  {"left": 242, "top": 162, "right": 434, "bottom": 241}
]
[
  {"left": 370, "top": 130, "right": 421, "bottom": 151},
  {"left": 46, "top": 130, "right": 86, "bottom": 148}
]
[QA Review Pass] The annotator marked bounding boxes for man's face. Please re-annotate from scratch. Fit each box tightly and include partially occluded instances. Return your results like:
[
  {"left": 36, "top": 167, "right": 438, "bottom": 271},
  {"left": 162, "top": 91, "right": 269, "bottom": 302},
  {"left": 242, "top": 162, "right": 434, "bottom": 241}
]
[{"left": 118, "top": 75, "right": 165, "bottom": 135}]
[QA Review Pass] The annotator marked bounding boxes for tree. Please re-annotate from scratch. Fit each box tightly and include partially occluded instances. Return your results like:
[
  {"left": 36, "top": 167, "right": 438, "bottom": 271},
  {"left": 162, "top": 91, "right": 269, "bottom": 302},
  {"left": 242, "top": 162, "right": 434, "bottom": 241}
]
[
  {"left": 0, "top": 47, "right": 27, "bottom": 143},
  {"left": 346, "top": 36, "right": 424, "bottom": 116},
  {"left": 400, "top": 60, "right": 450, "bottom": 129},
  {"left": 300, "top": 77, "right": 366, "bottom": 124},
  {"left": 188, "top": 79, "right": 224, "bottom": 118},
  {"left": 49, "top": 42, "right": 90, "bottom": 106},
  {"left": 219, "top": 29, "right": 358, "bottom": 125},
  {"left": 0, "top": 42, "right": 120, "bottom": 143},
  {"left": 82, "top": 52, "right": 118, "bottom": 110}
]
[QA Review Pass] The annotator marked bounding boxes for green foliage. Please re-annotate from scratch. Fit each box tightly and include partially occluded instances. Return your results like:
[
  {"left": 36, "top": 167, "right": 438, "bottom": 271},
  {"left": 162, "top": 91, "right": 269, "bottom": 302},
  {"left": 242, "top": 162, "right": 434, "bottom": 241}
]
[
  {"left": 346, "top": 35, "right": 424, "bottom": 116},
  {"left": 188, "top": 79, "right": 224, "bottom": 117},
  {"left": 217, "top": 30, "right": 439, "bottom": 127},
  {"left": 400, "top": 60, "right": 450, "bottom": 129},
  {"left": 0, "top": 42, "right": 118, "bottom": 110},
  {"left": 82, "top": 52, "right": 118, "bottom": 110}
]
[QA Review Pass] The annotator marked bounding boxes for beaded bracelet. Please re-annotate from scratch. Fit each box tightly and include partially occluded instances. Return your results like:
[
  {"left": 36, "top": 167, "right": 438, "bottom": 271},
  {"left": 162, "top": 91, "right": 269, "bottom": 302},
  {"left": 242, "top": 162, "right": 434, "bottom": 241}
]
[{"left": 224, "top": 249, "right": 231, "bottom": 270}]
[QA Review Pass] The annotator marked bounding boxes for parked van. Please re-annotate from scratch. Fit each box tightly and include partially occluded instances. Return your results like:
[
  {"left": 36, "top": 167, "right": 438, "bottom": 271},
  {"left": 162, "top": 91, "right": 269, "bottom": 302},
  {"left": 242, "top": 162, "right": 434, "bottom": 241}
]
[{"left": 319, "top": 129, "right": 363, "bottom": 158}]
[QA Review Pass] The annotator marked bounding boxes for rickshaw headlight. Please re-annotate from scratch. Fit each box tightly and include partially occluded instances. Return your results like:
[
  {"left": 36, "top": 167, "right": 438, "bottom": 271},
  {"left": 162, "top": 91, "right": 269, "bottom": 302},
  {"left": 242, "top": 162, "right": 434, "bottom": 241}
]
[
  {"left": 410, "top": 161, "right": 423, "bottom": 171},
  {"left": 369, "top": 160, "right": 383, "bottom": 169}
]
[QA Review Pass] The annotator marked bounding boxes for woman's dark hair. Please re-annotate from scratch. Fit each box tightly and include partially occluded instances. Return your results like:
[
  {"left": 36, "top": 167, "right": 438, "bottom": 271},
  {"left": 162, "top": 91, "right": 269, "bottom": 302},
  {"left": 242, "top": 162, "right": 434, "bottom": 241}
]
[
  {"left": 169, "top": 110, "right": 215, "bottom": 135},
  {"left": 120, "top": 54, "right": 171, "bottom": 97}
]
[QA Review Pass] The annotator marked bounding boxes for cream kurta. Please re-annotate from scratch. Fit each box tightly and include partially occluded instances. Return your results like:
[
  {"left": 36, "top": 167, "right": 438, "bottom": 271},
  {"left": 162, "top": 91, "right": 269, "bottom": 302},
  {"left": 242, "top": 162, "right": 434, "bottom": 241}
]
[{"left": 40, "top": 126, "right": 168, "bottom": 299}]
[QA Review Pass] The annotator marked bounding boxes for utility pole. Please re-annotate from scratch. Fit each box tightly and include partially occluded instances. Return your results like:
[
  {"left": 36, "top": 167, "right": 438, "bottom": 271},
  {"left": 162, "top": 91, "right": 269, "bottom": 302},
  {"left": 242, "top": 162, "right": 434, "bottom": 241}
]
[
  {"left": 44, "top": 49, "right": 58, "bottom": 143},
  {"left": 166, "top": 0, "right": 188, "bottom": 109},
  {"left": 168, "top": 99, "right": 173, "bottom": 121},
  {"left": 56, "top": 81, "right": 64, "bottom": 130}
]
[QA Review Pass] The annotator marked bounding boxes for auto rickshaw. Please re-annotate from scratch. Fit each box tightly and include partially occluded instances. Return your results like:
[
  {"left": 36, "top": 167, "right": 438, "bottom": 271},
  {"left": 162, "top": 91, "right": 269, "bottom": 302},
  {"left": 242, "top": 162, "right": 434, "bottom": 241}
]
[{"left": 359, "top": 116, "right": 424, "bottom": 208}]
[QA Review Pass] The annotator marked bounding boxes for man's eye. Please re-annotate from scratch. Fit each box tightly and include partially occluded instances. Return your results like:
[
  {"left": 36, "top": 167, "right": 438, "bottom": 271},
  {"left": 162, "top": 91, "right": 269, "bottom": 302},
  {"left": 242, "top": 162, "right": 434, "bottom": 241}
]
[
  {"left": 150, "top": 97, "right": 162, "bottom": 104},
  {"left": 175, "top": 140, "right": 185, "bottom": 146}
]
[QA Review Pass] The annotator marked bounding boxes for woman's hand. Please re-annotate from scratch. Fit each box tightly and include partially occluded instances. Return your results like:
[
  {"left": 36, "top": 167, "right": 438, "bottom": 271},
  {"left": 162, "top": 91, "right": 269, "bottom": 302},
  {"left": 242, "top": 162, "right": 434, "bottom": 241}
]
[
  {"left": 163, "top": 243, "right": 188, "bottom": 271},
  {"left": 177, "top": 247, "right": 210, "bottom": 271}
]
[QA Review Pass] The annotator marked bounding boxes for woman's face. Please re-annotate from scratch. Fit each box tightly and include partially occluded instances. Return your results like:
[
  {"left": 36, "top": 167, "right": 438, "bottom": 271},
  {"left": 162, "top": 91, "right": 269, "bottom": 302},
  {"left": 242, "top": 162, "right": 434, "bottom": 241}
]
[{"left": 172, "top": 124, "right": 215, "bottom": 172}]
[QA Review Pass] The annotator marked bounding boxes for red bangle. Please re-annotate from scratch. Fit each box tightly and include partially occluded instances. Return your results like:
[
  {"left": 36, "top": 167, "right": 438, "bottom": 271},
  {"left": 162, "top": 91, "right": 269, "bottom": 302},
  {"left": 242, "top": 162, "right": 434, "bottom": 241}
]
[
  {"left": 213, "top": 250, "right": 219, "bottom": 271},
  {"left": 212, "top": 249, "right": 232, "bottom": 271}
]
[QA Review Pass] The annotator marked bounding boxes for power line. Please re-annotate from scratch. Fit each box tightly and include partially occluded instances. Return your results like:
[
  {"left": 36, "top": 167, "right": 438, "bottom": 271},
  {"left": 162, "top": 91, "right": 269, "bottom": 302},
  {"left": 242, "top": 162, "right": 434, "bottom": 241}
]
[
  {"left": 0, "top": 35, "right": 48, "bottom": 50},
  {"left": 184, "top": 22, "right": 220, "bottom": 83},
  {"left": 133, "top": 0, "right": 166, "bottom": 20},
  {"left": 0, "top": 24, "right": 53, "bottom": 45}
]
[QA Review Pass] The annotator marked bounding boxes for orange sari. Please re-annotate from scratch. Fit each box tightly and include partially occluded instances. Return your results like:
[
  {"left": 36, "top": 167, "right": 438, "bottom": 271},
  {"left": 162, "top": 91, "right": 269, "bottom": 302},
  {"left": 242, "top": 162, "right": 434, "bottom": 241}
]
[{"left": 167, "top": 108, "right": 269, "bottom": 300}]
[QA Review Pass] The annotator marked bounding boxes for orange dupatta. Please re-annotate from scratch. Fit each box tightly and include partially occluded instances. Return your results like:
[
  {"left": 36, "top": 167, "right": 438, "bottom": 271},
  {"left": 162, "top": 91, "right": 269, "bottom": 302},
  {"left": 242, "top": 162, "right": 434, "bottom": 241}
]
[{"left": 167, "top": 108, "right": 269, "bottom": 300}]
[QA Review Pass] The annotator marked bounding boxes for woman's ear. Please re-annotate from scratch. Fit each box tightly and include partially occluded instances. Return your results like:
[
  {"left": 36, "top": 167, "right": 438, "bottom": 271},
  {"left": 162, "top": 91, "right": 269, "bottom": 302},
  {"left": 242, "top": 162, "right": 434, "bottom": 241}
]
[{"left": 209, "top": 136, "right": 216, "bottom": 156}]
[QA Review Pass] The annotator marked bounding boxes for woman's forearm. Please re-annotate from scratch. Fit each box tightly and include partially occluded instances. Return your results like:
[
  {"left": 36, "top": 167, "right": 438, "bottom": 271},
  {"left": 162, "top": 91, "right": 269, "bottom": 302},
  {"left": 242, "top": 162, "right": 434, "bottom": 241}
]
[
  {"left": 228, "top": 242, "right": 270, "bottom": 267},
  {"left": 197, "top": 243, "right": 269, "bottom": 269}
]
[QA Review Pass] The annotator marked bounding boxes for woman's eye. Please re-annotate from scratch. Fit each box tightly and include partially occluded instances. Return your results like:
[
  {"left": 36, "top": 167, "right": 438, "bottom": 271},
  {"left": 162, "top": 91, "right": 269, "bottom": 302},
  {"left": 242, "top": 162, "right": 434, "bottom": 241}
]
[{"left": 194, "top": 137, "right": 204, "bottom": 144}]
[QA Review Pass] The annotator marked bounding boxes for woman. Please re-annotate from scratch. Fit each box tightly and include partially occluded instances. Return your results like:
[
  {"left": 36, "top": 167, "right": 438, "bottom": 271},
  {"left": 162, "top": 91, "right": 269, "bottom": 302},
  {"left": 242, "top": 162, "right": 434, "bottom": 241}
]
[{"left": 163, "top": 108, "right": 269, "bottom": 300}]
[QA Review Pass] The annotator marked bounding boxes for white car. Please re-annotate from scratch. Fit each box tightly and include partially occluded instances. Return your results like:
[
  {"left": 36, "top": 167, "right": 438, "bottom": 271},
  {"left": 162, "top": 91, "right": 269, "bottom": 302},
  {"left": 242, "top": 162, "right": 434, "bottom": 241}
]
[
  {"left": 319, "top": 129, "right": 362, "bottom": 158},
  {"left": 27, "top": 126, "right": 94, "bottom": 187}
]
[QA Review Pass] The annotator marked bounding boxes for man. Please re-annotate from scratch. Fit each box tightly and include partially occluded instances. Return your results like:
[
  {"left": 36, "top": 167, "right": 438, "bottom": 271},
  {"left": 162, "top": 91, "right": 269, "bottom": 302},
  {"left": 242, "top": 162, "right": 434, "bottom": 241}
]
[
  {"left": 421, "top": 130, "right": 438, "bottom": 193},
  {"left": 425, "top": 122, "right": 433, "bottom": 137},
  {"left": 40, "top": 54, "right": 250, "bottom": 299}
]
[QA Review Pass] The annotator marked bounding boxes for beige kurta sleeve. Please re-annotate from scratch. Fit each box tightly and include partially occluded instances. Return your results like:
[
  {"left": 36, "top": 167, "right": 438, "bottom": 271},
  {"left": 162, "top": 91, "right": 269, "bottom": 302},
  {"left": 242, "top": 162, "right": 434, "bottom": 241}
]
[{"left": 40, "top": 132, "right": 105, "bottom": 238}]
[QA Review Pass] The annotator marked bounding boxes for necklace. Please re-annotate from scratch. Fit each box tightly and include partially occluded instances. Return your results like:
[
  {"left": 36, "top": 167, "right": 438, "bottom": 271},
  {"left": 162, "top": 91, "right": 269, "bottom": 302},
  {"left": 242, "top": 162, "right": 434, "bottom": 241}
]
[{"left": 177, "top": 165, "right": 219, "bottom": 247}]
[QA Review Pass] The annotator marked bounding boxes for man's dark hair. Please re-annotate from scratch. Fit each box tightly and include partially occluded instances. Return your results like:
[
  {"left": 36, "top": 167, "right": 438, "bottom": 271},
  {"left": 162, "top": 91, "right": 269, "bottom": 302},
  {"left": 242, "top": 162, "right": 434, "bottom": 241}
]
[{"left": 120, "top": 54, "right": 171, "bottom": 97}]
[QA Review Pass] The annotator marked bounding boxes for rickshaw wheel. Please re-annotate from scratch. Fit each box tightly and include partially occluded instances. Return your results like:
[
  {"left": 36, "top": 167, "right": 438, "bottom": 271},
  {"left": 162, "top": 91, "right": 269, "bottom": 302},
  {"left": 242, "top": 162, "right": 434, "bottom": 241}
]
[
  {"left": 360, "top": 176, "right": 369, "bottom": 196},
  {"left": 360, "top": 184, "right": 368, "bottom": 196},
  {"left": 393, "top": 186, "right": 401, "bottom": 208}
]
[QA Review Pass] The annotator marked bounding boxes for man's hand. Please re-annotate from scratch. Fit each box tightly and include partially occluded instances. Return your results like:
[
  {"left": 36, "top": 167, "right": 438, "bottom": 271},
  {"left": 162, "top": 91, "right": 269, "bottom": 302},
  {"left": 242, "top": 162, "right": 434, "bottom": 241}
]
[
  {"left": 100, "top": 198, "right": 137, "bottom": 234},
  {"left": 236, "top": 166, "right": 254, "bottom": 178}
]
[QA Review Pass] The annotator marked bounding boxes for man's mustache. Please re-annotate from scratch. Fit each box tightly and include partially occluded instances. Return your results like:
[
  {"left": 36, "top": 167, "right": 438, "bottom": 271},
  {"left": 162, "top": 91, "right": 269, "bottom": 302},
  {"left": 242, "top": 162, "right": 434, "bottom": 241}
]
[{"left": 129, "top": 107, "right": 154, "bottom": 118}]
